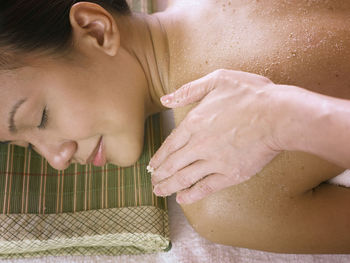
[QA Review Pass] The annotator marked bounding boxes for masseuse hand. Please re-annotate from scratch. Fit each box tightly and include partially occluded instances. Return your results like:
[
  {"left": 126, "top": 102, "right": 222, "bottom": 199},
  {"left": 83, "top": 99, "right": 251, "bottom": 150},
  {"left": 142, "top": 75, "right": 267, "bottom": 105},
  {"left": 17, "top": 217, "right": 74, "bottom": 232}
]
[{"left": 149, "top": 69, "right": 284, "bottom": 204}]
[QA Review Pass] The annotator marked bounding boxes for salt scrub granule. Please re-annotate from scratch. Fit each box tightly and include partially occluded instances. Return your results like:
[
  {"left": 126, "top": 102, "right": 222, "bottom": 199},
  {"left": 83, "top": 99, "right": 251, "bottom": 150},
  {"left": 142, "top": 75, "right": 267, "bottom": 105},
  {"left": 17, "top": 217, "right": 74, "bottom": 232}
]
[{"left": 147, "top": 165, "right": 155, "bottom": 174}]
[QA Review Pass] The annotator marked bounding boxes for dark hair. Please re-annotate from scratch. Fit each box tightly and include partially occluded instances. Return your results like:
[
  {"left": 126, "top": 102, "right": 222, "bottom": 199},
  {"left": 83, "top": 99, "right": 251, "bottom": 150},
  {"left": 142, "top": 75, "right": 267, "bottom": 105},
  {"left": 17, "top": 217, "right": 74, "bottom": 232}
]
[{"left": 0, "top": 0, "right": 130, "bottom": 69}]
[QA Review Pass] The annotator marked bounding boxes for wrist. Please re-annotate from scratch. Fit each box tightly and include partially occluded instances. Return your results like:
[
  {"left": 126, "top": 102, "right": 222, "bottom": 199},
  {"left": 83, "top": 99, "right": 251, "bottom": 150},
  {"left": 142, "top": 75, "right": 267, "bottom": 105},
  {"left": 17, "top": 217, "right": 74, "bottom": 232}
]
[
  {"left": 268, "top": 84, "right": 312, "bottom": 152},
  {"left": 266, "top": 83, "right": 350, "bottom": 168}
]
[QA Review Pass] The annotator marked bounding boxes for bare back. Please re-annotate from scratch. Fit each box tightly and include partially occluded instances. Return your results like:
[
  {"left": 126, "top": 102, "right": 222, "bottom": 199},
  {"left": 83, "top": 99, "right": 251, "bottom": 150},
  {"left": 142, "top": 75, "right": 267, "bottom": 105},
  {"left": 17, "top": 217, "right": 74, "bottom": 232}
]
[{"left": 156, "top": 0, "right": 350, "bottom": 253}]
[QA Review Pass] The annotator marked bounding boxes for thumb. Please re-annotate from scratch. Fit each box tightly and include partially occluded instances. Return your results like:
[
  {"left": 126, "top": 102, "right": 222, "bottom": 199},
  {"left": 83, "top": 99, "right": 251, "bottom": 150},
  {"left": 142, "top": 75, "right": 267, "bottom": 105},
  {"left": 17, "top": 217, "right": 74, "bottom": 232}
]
[{"left": 160, "top": 74, "right": 216, "bottom": 108}]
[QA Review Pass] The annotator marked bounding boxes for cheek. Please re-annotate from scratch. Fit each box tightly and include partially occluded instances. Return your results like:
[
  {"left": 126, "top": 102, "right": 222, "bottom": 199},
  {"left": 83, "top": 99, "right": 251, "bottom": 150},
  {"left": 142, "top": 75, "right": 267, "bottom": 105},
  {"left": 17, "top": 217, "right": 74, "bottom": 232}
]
[
  {"left": 49, "top": 89, "right": 99, "bottom": 139},
  {"left": 53, "top": 103, "right": 97, "bottom": 139}
]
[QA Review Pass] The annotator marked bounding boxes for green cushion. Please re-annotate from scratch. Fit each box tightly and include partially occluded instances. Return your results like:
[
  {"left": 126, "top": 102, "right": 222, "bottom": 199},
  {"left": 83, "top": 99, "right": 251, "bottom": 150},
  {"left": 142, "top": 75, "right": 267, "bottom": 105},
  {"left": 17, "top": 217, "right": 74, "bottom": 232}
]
[{"left": 0, "top": 1, "right": 170, "bottom": 258}]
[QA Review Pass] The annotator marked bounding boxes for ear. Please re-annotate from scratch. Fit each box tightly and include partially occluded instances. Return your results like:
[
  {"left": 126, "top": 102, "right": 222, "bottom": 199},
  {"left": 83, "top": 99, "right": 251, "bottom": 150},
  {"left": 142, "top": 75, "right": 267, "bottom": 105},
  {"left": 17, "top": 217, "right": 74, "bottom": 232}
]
[{"left": 69, "top": 2, "right": 120, "bottom": 56}]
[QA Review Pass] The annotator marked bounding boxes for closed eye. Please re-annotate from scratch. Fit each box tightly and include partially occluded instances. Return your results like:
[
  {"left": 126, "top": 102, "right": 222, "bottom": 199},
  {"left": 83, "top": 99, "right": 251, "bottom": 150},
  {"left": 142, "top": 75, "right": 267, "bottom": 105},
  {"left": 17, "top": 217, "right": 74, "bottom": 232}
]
[{"left": 38, "top": 106, "right": 48, "bottom": 129}]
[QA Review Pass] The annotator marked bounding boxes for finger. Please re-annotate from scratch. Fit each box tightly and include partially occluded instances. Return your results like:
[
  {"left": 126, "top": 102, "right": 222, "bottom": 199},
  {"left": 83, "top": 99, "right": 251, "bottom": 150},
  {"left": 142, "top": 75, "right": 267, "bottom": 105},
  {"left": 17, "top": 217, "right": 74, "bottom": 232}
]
[
  {"left": 161, "top": 69, "right": 273, "bottom": 108},
  {"left": 151, "top": 142, "right": 200, "bottom": 185},
  {"left": 160, "top": 72, "right": 219, "bottom": 108},
  {"left": 153, "top": 160, "right": 214, "bottom": 197},
  {"left": 148, "top": 123, "right": 191, "bottom": 171},
  {"left": 176, "top": 173, "right": 230, "bottom": 204}
]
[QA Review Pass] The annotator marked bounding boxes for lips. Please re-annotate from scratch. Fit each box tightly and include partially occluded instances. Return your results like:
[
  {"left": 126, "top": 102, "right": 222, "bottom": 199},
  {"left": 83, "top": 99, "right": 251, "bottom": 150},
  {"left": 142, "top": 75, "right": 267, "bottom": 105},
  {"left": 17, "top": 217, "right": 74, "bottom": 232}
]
[{"left": 87, "top": 136, "right": 106, "bottom": 167}]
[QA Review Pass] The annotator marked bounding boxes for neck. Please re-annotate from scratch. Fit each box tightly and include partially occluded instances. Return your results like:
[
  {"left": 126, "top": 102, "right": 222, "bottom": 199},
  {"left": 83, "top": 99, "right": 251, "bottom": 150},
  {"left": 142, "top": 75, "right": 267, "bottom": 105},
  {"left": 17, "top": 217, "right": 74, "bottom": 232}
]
[{"left": 115, "top": 13, "right": 170, "bottom": 117}]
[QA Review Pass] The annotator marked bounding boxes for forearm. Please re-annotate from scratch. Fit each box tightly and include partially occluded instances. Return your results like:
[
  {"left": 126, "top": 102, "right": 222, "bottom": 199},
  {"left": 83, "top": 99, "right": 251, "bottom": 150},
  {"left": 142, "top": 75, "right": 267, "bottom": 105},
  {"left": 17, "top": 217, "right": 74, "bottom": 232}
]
[{"left": 275, "top": 85, "right": 350, "bottom": 168}]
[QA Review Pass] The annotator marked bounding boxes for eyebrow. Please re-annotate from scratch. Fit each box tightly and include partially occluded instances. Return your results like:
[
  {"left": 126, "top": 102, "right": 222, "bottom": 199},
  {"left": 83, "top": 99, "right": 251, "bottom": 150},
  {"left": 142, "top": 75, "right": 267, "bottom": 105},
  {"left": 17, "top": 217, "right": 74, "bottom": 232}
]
[{"left": 8, "top": 99, "right": 27, "bottom": 134}]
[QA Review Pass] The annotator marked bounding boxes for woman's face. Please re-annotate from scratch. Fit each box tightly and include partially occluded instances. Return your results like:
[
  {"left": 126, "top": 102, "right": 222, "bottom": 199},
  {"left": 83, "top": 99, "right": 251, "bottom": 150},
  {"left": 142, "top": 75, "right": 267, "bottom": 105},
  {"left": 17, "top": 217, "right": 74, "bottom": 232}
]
[{"left": 0, "top": 52, "right": 148, "bottom": 170}]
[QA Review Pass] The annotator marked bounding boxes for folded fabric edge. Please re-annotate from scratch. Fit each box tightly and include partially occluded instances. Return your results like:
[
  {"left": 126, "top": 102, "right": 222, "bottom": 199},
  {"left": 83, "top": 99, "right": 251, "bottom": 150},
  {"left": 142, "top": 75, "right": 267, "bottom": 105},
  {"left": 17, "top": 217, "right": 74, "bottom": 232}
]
[
  {"left": 0, "top": 232, "right": 170, "bottom": 254},
  {"left": 0, "top": 206, "right": 170, "bottom": 255},
  {"left": 0, "top": 242, "right": 172, "bottom": 259}
]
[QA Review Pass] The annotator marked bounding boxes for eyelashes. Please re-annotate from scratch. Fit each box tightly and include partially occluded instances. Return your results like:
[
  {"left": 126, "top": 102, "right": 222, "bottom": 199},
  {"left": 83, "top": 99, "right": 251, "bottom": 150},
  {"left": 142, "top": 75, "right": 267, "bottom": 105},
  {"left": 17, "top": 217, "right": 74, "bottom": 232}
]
[
  {"left": 38, "top": 106, "right": 48, "bottom": 129},
  {"left": 1, "top": 107, "right": 48, "bottom": 148}
]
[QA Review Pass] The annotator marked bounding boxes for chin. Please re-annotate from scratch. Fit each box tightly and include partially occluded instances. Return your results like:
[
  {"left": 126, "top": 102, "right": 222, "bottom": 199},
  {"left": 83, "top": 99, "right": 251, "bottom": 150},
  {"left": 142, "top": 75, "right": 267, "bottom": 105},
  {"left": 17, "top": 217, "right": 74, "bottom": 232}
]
[
  {"left": 112, "top": 158, "right": 139, "bottom": 168},
  {"left": 109, "top": 144, "right": 144, "bottom": 167}
]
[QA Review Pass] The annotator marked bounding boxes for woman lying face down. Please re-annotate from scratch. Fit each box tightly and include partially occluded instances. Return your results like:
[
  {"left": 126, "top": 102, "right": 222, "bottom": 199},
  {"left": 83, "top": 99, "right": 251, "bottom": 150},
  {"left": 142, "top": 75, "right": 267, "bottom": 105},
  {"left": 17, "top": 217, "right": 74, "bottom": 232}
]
[
  {"left": 0, "top": 0, "right": 169, "bottom": 169},
  {"left": 2, "top": 0, "right": 350, "bottom": 253}
]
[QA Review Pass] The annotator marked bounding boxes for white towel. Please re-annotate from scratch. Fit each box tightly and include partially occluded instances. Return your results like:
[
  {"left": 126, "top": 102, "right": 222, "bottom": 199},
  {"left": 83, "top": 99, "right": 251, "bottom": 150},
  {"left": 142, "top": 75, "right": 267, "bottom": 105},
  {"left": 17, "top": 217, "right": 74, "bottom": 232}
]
[{"left": 328, "top": 169, "right": 350, "bottom": 187}]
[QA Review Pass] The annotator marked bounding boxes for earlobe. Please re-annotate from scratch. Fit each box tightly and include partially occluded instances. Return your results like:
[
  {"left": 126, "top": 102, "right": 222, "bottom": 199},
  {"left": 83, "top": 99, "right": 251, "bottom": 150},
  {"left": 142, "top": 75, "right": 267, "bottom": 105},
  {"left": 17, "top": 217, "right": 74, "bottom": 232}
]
[{"left": 69, "top": 2, "right": 120, "bottom": 56}]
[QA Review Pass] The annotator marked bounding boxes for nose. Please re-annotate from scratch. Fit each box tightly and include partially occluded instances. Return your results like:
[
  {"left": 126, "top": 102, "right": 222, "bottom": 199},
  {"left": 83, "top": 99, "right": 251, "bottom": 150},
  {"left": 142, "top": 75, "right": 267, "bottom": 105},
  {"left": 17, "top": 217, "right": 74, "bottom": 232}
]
[{"left": 35, "top": 141, "right": 78, "bottom": 170}]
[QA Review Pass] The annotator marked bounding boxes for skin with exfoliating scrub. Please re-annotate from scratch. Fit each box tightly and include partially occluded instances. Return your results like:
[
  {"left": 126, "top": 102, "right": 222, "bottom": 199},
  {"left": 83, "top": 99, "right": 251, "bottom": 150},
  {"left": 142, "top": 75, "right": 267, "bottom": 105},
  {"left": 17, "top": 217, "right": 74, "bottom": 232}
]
[{"left": 1, "top": 0, "right": 350, "bottom": 253}]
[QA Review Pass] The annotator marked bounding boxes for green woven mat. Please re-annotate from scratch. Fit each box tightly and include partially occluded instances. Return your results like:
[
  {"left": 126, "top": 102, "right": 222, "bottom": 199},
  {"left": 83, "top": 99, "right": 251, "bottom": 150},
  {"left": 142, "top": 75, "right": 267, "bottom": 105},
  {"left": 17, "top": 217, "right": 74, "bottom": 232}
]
[
  {"left": 0, "top": 1, "right": 170, "bottom": 258},
  {"left": 0, "top": 114, "right": 170, "bottom": 259}
]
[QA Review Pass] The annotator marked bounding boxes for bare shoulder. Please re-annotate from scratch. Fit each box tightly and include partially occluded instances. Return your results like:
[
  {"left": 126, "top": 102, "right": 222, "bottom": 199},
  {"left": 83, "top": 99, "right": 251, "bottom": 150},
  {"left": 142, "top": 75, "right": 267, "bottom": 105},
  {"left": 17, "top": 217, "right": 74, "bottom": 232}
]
[{"left": 167, "top": 2, "right": 350, "bottom": 253}]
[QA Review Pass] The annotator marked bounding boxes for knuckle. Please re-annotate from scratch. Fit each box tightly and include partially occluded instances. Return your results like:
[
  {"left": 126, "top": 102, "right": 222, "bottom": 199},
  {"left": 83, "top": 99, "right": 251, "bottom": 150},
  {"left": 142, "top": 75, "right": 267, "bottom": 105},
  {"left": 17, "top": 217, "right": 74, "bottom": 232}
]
[
  {"left": 164, "top": 156, "right": 182, "bottom": 175},
  {"left": 260, "top": 75, "right": 272, "bottom": 85},
  {"left": 213, "top": 68, "right": 227, "bottom": 77},
  {"left": 193, "top": 134, "right": 209, "bottom": 146},
  {"left": 189, "top": 138, "right": 209, "bottom": 158},
  {"left": 174, "top": 89, "right": 183, "bottom": 103},
  {"left": 163, "top": 134, "right": 177, "bottom": 152},
  {"left": 166, "top": 130, "right": 176, "bottom": 141},
  {"left": 182, "top": 83, "right": 192, "bottom": 100},
  {"left": 164, "top": 141, "right": 176, "bottom": 153},
  {"left": 177, "top": 172, "right": 194, "bottom": 189},
  {"left": 212, "top": 70, "right": 222, "bottom": 82},
  {"left": 185, "top": 112, "right": 202, "bottom": 127},
  {"left": 163, "top": 162, "right": 175, "bottom": 175},
  {"left": 153, "top": 170, "right": 169, "bottom": 184},
  {"left": 249, "top": 72, "right": 272, "bottom": 85},
  {"left": 209, "top": 69, "right": 227, "bottom": 90},
  {"left": 175, "top": 82, "right": 193, "bottom": 103}
]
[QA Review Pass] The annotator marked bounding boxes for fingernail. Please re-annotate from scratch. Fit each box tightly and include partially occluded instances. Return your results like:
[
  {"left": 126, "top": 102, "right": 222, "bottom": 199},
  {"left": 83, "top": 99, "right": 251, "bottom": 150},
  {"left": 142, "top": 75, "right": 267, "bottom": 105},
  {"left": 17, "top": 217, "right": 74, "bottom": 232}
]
[
  {"left": 161, "top": 98, "right": 171, "bottom": 104},
  {"left": 161, "top": 94, "right": 174, "bottom": 104},
  {"left": 153, "top": 186, "right": 163, "bottom": 196}
]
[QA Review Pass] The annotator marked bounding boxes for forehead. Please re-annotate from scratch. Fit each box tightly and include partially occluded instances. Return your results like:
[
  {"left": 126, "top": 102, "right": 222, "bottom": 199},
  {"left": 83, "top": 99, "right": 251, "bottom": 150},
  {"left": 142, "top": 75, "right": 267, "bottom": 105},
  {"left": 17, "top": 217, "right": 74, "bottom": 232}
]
[
  {"left": 0, "top": 69, "right": 34, "bottom": 97},
  {"left": 0, "top": 68, "right": 41, "bottom": 139},
  {"left": 0, "top": 57, "right": 64, "bottom": 94}
]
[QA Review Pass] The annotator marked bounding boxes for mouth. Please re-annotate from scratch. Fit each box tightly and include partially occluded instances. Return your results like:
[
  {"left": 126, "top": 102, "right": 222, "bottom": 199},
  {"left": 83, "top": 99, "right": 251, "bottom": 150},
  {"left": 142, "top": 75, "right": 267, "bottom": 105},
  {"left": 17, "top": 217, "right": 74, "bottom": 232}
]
[{"left": 87, "top": 136, "right": 106, "bottom": 167}]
